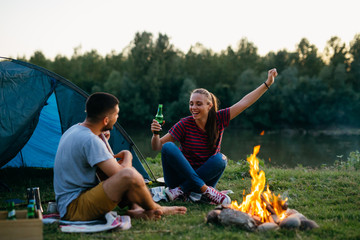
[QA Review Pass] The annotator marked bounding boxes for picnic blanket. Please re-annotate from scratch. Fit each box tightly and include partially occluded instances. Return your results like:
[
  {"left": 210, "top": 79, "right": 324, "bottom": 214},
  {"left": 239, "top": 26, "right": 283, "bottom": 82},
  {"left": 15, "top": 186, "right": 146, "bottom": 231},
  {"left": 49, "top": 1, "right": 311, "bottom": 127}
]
[{"left": 43, "top": 211, "right": 131, "bottom": 233}]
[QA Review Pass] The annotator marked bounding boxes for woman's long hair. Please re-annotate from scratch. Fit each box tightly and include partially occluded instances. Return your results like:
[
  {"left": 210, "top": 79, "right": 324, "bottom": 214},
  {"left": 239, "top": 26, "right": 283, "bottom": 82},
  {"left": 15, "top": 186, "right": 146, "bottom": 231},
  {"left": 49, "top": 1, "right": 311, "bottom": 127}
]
[{"left": 191, "top": 88, "right": 219, "bottom": 150}]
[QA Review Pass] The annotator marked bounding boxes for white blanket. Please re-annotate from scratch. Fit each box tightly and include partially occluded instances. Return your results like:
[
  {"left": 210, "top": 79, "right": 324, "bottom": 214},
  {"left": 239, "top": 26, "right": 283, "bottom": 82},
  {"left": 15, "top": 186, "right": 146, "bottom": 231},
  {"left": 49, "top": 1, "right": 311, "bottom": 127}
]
[{"left": 57, "top": 212, "right": 131, "bottom": 233}]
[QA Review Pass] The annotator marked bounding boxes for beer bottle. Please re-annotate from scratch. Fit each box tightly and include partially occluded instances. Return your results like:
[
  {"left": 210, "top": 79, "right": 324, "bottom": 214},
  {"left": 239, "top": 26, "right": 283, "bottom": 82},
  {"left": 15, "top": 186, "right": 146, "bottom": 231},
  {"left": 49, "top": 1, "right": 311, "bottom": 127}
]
[
  {"left": 29, "top": 199, "right": 36, "bottom": 211},
  {"left": 27, "top": 203, "right": 35, "bottom": 219},
  {"left": 7, "top": 201, "right": 16, "bottom": 220},
  {"left": 154, "top": 104, "right": 163, "bottom": 135}
]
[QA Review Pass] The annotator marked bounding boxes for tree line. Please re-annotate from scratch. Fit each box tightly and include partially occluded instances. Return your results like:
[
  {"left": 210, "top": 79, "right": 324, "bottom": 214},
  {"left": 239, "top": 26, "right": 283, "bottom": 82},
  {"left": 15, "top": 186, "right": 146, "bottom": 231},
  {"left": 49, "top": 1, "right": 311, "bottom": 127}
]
[{"left": 22, "top": 32, "right": 360, "bottom": 130}]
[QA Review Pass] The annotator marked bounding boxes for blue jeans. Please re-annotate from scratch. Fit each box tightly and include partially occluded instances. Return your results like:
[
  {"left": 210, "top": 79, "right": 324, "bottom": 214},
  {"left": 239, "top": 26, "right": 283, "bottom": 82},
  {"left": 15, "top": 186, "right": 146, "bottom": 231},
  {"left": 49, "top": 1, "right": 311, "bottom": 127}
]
[{"left": 161, "top": 142, "right": 227, "bottom": 193}]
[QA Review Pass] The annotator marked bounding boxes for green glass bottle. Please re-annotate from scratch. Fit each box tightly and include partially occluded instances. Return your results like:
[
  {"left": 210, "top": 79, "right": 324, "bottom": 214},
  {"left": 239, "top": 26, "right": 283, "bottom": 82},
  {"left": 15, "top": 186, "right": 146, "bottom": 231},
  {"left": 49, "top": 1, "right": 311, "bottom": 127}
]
[
  {"left": 29, "top": 199, "right": 36, "bottom": 207},
  {"left": 27, "top": 203, "right": 35, "bottom": 219},
  {"left": 7, "top": 201, "right": 16, "bottom": 220},
  {"left": 154, "top": 104, "right": 163, "bottom": 135}
]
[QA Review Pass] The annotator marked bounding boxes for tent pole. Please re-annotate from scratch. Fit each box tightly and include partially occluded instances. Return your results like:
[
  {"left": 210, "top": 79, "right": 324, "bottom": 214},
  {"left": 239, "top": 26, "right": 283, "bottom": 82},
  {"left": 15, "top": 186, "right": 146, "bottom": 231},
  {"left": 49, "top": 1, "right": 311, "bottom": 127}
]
[{"left": 132, "top": 144, "right": 157, "bottom": 182}]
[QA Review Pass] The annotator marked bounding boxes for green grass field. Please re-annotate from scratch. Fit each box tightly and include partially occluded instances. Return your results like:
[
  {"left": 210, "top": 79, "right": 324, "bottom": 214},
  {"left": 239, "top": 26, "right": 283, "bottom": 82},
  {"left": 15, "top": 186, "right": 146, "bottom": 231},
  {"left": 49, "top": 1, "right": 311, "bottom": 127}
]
[{"left": 1, "top": 155, "right": 359, "bottom": 240}]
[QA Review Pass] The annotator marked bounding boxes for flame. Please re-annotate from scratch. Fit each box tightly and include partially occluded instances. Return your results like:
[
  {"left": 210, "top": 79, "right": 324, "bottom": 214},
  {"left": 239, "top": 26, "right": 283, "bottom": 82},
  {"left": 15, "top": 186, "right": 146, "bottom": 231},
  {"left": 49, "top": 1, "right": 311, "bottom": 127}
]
[
  {"left": 230, "top": 145, "right": 287, "bottom": 222},
  {"left": 260, "top": 130, "right": 265, "bottom": 136}
]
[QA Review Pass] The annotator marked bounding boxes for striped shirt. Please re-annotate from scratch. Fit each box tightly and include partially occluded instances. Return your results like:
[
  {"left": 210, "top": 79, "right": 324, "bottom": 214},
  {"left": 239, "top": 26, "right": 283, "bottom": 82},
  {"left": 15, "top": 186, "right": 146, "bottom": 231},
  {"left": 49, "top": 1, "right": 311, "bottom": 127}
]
[{"left": 169, "top": 108, "right": 230, "bottom": 169}]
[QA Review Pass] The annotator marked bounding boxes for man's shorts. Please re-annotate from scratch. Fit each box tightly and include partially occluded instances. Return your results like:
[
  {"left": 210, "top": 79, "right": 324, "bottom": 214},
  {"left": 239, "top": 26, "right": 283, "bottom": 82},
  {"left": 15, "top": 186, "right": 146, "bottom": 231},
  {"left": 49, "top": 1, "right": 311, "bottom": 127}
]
[{"left": 63, "top": 182, "right": 118, "bottom": 221}]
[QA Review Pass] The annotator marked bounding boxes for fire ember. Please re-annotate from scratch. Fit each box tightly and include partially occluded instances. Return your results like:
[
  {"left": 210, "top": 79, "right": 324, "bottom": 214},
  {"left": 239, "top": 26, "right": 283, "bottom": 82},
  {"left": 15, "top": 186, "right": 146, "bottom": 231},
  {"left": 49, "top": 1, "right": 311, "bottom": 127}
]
[{"left": 206, "top": 145, "right": 319, "bottom": 232}]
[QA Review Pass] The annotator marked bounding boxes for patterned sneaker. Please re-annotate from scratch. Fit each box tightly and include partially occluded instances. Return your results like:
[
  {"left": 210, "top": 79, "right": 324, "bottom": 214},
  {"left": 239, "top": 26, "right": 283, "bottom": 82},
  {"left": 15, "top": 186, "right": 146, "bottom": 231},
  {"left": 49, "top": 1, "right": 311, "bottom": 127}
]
[
  {"left": 165, "top": 187, "right": 184, "bottom": 201},
  {"left": 204, "top": 186, "right": 231, "bottom": 205}
]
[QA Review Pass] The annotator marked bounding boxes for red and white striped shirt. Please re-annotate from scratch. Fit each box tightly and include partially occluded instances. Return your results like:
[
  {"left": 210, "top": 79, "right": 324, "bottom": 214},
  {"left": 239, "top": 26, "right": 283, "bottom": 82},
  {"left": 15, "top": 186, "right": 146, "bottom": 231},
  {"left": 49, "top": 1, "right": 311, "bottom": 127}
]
[{"left": 169, "top": 108, "right": 230, "bottom": 169}]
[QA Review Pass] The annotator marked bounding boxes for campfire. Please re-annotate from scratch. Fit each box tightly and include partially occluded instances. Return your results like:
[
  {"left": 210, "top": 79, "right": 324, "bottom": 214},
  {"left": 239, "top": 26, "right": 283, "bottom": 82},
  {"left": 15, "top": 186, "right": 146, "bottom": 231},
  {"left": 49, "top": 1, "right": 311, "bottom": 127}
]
[
  {"left": 206, "top": 145, "right": 319, "bottom": 232},
  {"left": 229, "top": 145, "right": 287, "bottom": 223}
]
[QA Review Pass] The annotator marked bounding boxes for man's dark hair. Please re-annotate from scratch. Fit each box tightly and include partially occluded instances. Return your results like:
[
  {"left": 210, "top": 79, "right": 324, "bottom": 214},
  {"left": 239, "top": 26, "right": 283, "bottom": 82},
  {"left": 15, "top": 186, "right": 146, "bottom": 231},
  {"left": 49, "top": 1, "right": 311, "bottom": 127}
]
[{"left": 85, "top": 92, "right": 119, "bottom": 122}]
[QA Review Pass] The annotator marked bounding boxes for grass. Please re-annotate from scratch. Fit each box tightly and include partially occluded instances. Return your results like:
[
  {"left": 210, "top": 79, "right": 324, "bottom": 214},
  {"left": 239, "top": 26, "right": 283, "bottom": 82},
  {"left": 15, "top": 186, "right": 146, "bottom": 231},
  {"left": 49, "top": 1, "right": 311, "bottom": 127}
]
[{"left": 1, "top": 154, "right": 360, "bottom": 240}]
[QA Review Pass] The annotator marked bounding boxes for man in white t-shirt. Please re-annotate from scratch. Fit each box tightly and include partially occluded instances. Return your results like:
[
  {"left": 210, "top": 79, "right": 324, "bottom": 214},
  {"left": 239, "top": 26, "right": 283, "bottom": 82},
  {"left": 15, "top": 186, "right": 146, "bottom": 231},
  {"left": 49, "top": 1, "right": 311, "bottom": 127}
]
[{"left": 54, "top": 92, "right": 186, "bottom": 221}]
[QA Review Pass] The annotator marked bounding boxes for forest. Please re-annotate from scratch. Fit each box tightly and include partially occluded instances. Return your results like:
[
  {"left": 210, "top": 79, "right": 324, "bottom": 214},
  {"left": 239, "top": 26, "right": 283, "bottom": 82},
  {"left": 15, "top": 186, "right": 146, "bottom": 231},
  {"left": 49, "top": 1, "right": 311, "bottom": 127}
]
[{"left": 19, "top": 31, "right": 360, "bottom": 130}]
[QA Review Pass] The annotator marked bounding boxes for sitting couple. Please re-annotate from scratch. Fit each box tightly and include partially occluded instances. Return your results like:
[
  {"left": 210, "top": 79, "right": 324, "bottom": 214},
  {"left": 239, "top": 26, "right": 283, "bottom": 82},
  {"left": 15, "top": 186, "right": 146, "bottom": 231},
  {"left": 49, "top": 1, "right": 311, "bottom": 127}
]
[{"left": 54, "top": 68, "right": 277, "bottom": 221}]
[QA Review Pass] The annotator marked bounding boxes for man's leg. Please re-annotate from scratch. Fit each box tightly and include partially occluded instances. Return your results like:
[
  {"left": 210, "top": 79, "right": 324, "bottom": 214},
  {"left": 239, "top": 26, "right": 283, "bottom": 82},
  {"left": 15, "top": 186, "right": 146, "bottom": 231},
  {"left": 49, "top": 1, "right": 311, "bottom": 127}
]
[
  {"left": 103, "top": 167, "right": 157, "bottom": 209},
  {"left": 102, "top": 167, "right": 186, "bottom": 219},
  {"left": 63, "top": 182, "right": 118, "bottom": 221}
]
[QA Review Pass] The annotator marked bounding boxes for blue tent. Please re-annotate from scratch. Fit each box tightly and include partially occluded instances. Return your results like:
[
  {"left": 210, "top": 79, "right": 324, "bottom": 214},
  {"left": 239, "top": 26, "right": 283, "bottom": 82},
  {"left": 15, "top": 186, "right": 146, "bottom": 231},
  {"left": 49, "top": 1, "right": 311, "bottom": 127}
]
[{"left": 0, "top": 57, "right": 154, "bottom": 181}]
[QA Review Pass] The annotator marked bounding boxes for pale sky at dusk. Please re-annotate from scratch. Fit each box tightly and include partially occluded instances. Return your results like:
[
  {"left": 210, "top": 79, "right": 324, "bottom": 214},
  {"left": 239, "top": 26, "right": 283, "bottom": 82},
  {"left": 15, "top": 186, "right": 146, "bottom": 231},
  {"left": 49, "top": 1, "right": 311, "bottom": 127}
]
[{"left": 1, "top": 0, "right": 359, "bottom": 59}]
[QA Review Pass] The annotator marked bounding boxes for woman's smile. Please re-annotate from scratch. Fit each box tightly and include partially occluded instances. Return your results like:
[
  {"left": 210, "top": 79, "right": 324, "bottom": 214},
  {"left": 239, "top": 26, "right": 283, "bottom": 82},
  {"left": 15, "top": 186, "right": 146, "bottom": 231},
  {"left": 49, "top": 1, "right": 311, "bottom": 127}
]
[{"left": 189, "top": 93, "right": 211, "bottom": 120}]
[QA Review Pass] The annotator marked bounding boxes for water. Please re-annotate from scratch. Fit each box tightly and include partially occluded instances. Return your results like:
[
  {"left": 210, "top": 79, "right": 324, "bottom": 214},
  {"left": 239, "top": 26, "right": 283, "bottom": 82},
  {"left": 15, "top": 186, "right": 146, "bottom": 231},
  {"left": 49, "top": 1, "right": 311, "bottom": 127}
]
[{"left": 127, "top": 127, "right": 360, "bottom": 168}]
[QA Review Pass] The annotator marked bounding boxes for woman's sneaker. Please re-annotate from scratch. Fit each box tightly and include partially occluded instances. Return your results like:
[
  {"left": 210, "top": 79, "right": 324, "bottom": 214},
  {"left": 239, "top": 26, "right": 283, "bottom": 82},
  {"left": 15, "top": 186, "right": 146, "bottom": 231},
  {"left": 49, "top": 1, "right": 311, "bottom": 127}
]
[
  {"left": 204, "top": 186, "right": 231, "bottom": 206},
  {"left": 165, "top": 187, "right": 184, "bottom": 201}
]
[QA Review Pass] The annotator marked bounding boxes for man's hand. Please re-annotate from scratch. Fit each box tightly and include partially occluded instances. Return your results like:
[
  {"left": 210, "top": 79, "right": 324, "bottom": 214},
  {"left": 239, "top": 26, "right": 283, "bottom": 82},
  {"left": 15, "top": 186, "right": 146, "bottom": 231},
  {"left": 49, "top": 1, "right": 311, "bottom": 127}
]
[
  {"left": 114, "top": 150, "right": 133, "bottom": 168},
  {"left": 97, "top": 150, "right": 133, "bottom": 179},
  {"left": 102, "top": 130, "right": 110, "bottom": 140}
]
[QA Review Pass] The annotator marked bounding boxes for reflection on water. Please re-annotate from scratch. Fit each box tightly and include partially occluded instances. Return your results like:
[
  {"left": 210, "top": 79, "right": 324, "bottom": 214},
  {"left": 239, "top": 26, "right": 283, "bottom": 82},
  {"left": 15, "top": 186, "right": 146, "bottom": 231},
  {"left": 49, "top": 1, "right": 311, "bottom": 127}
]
[{"left": 126, "top": 127, "right": 360, "bottom": 168}]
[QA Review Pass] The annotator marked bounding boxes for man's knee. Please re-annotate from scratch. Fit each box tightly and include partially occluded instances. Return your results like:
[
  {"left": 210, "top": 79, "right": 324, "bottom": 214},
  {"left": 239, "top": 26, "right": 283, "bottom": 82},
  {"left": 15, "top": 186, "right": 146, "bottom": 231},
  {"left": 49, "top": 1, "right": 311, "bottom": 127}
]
[{"left": 113, "top": 167, "right": 144, "bottom": 187}]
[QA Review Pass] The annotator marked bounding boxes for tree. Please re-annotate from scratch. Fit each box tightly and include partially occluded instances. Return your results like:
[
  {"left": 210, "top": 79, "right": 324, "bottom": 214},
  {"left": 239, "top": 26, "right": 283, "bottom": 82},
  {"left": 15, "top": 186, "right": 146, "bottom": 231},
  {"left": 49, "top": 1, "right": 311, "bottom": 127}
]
[
  {"left": 103, "top": 70, "right": 122, "bottom": 96},
  {"left": 214, "top": 83, "right": 232, "bottom": 109},
  {"left": 154, "top": 33, "right": 184, "bottom": 104},
  {"left": 217, "top": 46, "right": 240, "bottom": 87},
  {"left": 235, "top": 38, "right": 261, "bottom": 73},
  {"left": 184, "top": 43, "right": 218, "bottom": 89},
  {"left": 273, "top": 66, "right": 299, "bottom": 126},
  {"left": 128, "top": 32, "right": 154, "bottom": 81},
  {"left": 105, "top": 51, "right": 125, "bottom": 73},
  {"left": 349, "top": 34, "right": 360, "bottom": 90},
  {"left": 51, "top": 55, "right": 71, "bottom": 79},
  {"left": 295, "top": 38, "right": 324, "bottom": 77},
  {"left": 231, "top": 69, "right": 260, "bottom": 128},
  {"left": 166, "top": 78, "right": 196, "bottom": 124},
  {"left": 324, "top": 36, "right": 349, "bottom": 68},
  {"left": 116, "top": 74, "right": 150, "bottom": 127},
  {"left": 80, "top": 50, "right": 108, "bottom": 93},
  {"left": 17, "top": 32, "right": 360, "bottom": 129},
  {"left": 29, "top": 51, "right": 49, "bottom": 69},
  {"left": 262, "top": 49, "right": 296, "bottom": 74}
]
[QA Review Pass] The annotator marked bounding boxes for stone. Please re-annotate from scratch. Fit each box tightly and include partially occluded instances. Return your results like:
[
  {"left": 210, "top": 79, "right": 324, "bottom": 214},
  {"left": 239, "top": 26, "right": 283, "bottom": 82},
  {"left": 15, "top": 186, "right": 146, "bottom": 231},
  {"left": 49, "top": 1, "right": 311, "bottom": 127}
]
[
  {"left": 206, "top": 210, "right": 221, "bottom": 224},
  {"left": 300, "top": 219, "right": 320, "bottom": 230},
  {"left": 280, "top": 215, "right": 301, "bottom": 229},
  {"left": 257, "top": 222, "right": 280, "bottom": 232},
  {"left": 290, "top": 212, "right": 307, "bottom": 221},
  {"left": 285, "top": 208, "right": 299, "bottom": 217},
  {"left": 218, "top": 209, "right": 257, "bottom": 232}
]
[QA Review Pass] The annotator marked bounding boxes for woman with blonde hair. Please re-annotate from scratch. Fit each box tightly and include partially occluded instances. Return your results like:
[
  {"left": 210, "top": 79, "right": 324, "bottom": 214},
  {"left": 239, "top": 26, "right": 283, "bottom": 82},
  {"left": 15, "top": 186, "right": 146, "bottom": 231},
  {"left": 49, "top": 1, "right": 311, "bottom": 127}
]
[{"left": 151, "top": 69, "right": 278, "bottom": 205}]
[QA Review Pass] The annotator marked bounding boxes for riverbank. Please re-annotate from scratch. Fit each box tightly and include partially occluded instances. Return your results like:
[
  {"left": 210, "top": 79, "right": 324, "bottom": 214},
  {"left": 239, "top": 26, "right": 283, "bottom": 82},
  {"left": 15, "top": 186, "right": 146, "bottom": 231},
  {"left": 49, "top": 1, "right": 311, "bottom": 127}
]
[
  {"left": 0, "top": 155, "right": 359, "bottom": 239},
  {"left": 126, "top": 126, "right": 360, "bottom": 168},
  {"left": 266, "top": 127, "right": 360, "bottom": 136}
]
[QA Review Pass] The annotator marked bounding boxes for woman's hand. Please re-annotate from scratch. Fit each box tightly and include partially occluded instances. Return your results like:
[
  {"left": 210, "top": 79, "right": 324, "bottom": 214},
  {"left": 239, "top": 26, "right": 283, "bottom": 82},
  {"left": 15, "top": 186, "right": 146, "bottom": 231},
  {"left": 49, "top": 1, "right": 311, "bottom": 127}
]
[
  {"left": 266, "top": 68, "right": 278, "bottom": 87},
  {"left": 151, "top": 119, "right": 164, "bottom": 134},
  {"left": 229, "top": 67, "right": 278, "bottom": 120}
]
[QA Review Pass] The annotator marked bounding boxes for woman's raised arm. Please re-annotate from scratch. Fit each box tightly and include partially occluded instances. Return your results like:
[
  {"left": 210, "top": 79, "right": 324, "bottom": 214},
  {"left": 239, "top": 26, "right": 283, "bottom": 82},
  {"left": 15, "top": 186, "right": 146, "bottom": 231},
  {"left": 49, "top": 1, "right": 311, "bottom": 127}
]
[{"left": 229, "top": 68, "right": 278, "bottom": 120}]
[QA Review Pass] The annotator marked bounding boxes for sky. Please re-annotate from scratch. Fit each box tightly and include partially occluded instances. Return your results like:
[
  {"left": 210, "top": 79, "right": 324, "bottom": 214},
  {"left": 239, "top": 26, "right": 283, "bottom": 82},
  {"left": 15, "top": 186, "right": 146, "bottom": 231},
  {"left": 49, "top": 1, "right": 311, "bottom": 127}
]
[{"left": 1, "top": 0, "right": 359, "bottom": 60}]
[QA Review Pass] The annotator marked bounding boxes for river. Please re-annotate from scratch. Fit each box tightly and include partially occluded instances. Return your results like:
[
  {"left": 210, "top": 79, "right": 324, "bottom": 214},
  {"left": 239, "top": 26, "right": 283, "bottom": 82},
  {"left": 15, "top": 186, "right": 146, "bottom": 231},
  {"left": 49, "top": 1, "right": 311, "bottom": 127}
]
[{"left": 126, "top": 127, "right": 360, "bottom": 168}]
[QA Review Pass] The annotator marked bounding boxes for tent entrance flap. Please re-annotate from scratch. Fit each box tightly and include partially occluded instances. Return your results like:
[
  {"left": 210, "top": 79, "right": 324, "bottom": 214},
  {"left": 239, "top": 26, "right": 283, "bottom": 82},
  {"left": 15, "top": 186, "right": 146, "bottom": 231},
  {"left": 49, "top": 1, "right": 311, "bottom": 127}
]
[{"left": 4, "top": 93, "right": 61, "bottom": 168}]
